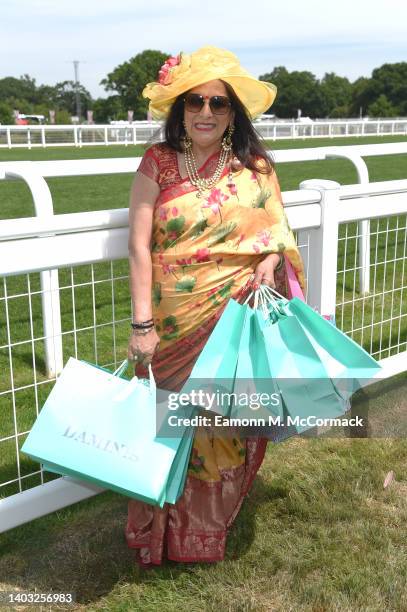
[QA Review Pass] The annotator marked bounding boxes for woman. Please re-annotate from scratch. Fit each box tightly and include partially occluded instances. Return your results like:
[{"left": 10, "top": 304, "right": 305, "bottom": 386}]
[{"left": 126, "top": 46, "right": 305, "bottom": 566}]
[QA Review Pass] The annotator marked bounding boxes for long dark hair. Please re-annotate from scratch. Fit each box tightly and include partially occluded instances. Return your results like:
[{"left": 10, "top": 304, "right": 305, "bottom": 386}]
[{"left": 164, "top": 80, "right": 274, "bottom": 175}]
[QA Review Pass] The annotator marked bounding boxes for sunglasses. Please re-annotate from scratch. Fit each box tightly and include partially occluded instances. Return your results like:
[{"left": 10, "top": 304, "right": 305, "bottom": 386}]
[{"left": 183, "top": 93, "right": 232, "bottom": 115}]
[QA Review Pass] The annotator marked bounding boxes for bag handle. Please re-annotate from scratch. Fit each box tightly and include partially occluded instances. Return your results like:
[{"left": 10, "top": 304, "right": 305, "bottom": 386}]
[
  {"left": 242, "top": 287, "right": 275, "bottom": 317},
  {"left": 260, "top": 283, "right": 287, "bottom": 303},
  {"left": 242, "top": 288, "right": 270, "bottom": 310},
  {"left": 243, "top": 284, "right": 285, "bottom": 317},
  {"left": 259, "top": 285, "right": 287, "bottom": 316},
  {"left": 113, "top": 359, "right": 130, "bottom": 378},
  {"left": 113, "top": 360, "right": 155, "bottom": 388},
  {"left": 112, "top": 361, "right": 156, "bottom": 402},
  {"left": 257, "top": 288, "right": 270, "bottom": 319}
]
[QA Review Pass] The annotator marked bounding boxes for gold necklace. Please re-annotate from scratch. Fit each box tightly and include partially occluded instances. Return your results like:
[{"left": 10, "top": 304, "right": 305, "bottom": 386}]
[{"left": 184, "top": 133, "right": 233, "bottom": 198}]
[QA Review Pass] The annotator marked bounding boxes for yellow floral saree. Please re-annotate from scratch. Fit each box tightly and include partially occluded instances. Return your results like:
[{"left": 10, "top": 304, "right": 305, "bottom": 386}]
[{"left": 126, "top": 143, "right": 304, "bottom": 565}]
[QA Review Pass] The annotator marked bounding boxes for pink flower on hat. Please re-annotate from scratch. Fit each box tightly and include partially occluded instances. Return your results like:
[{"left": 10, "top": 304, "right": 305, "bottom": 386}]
[{"left": 158, "top": 55, "right": 181, "bottom": 85}]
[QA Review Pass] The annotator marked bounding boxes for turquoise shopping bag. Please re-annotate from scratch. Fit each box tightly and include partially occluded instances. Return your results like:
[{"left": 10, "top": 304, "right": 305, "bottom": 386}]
[
  {"left": 182, "top": 298, "right": 251, "bottom": 416},
  {"left": 230, "top": 306, "right": 283, "bottom": 421},
  {"left": 254, "top": 303, "right": 348, "bottom": 434},
  {"left": 265, "top": 261, "right": 381, "bottom": 398},
  {"left": 160, "top": 433, "right": 194, "bottom": 505},
  {"left": 154, "top": 388, "right": 196, "bottom": 504},
  {"left": 286, "top": 297, "right": 381, "bottom": 390},
  {"left": 22, "top": 358, "right": 193, "bottom": 507},
  {"left": 230, "top": 305, "right": 301, "bottom": 441}
]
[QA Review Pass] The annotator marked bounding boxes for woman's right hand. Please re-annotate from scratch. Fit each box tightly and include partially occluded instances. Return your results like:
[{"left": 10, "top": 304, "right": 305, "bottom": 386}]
[{"left": 127, "top": 328, "right": 161, "bottom": 367}]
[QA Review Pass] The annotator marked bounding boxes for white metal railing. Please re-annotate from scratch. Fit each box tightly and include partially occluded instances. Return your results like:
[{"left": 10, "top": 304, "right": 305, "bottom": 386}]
[
  {"left": 0, "top": 156, "right": 406, "bottom": 532},
  {"left": 1, "top": 142, "right": 406, "bottom": 378},
  {"left": 1, "top": 118, "right": 407, "bottom": 149}
]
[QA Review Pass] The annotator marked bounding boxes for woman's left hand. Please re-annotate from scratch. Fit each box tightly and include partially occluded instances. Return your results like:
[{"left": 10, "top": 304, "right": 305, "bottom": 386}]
[{"left": 252, "top": 253, "right": 282, "bottom": 289}]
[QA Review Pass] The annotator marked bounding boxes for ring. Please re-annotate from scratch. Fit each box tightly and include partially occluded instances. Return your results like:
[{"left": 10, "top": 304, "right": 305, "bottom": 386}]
[{"left": 132, "top": 354, "right": 139, "bottom": 362}]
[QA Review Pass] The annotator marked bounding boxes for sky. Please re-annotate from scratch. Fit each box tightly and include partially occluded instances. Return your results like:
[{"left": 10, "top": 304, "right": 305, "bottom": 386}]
[{"left": 1, "top": 0, "right": 406, "bottom": 99}]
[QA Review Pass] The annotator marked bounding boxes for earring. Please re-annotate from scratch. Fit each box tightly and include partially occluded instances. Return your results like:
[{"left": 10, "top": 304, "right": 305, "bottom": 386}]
[
  {"left": 222, "top": 123, "right": 234, "bottom": 153},
  {"left": 183, "top": 120, "right": 192, "bottom": 149},
  {"left": 226, "top": 124, "right": 238, "bottom": 197}
]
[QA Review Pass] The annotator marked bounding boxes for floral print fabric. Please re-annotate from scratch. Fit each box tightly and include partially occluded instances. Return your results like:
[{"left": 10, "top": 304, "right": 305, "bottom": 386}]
[{"left": 138, "top": 143, "right": 305, "bottom": 352}]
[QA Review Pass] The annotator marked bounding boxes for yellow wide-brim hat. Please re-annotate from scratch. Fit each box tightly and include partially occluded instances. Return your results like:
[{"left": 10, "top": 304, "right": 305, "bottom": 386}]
[{"left": 143, "top": 46, "right": 277, "bottom": 120}]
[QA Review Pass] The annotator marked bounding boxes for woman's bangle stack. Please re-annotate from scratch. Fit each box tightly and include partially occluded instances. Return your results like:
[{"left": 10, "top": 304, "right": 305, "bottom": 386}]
[{"left": 131, "top": 318, "right": 155, "bottom": 335}]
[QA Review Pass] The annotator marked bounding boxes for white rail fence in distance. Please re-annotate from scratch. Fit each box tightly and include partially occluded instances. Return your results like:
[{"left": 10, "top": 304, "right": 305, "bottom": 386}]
[{"left": 1, "top": 118, "right": 407, "bottom": 149}]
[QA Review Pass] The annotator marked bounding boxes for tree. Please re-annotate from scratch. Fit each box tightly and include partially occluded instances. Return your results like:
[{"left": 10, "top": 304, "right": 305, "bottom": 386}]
[
  {"left": 54, "top": 109, "right": 72, "bottom": 124},
  {"left": 369, "top": 63, "right": 407, "bottom": 115},
  {"left": 0, "top": 75, "right": 39, "bottom": 104},
  {"left": 350, "top": 63, "right": 407, "bottom": 117},
  {"left": 0, "top": 102, "right": 13, "bottom": 124},
  {"left": 0, "top": 76, "right": 92, "bottom": 120},
  {"left": 260, "top": 67, "right": 325, "bottom": 118},
  {"left": 3, "top": 96, "right": 35, "bottom": 114},
  {"left": 349, "top": 76, "right": 371, "bottom": 117},
  {"left": 51, "top": 81, "right": 93, "bottom": 118},
  {"left": 36, "top": 84, "right": 59, "bottom": 107},
  {"left": 368, "top": 94, "right": 398, "bottom": 117},
  {"left": 92, "top": 95, "right": 126, "bottom": 123},
  {"left": 319, "top": 73, "right": 352, "bottom": 117},
  {"left": 329, "top": 105, "right": 351, "bottom": 119},
  {"left": 101, "top": 50, "right": 169, "bottom": 119}
]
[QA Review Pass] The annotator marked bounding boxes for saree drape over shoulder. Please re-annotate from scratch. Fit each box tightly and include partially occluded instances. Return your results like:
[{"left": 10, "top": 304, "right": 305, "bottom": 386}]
[{"left": 126, "top": 143, "right": 305, "bottom": 565}]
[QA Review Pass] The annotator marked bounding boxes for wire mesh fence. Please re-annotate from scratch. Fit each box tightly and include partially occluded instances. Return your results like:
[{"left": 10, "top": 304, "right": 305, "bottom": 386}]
[
  {"left": 336, "top": 214, "right": 407, "bottom": 360},
  {"left": 0, "top": 260, "right": 130, "bottom": 498}
]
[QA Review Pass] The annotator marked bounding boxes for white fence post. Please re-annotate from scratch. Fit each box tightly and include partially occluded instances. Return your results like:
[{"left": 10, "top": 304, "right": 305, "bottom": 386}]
[
  {"left": 325, "top": 151, "right": 370, "bottom": 294},
  {"left": 0, "top": 165, "right": 63, "bottom": 378},
  {"left": 298, "top": 179, "right": 340, "bottom": 317},
  {"left": 40, "top": 269, "right": 64, "bottom": 378}
]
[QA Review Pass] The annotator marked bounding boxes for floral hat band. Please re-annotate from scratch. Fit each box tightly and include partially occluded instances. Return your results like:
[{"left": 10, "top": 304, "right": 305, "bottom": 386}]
[{"left": 142, "top": 46, "right": 277, "bottom": 120}]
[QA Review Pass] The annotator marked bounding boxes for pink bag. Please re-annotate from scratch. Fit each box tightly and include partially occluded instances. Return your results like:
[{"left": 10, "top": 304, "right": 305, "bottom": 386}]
[
  {"left": 284, "top": 255, "right": 335, "bottom": 324},
  {"left": 285, "top": 255, "right": 305, "bottom": 301}
]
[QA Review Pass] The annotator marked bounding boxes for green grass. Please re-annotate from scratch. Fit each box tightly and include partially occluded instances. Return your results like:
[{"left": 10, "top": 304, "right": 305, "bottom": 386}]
[{"left": 0, "top": 137, "right": 406, "bottom": 610}]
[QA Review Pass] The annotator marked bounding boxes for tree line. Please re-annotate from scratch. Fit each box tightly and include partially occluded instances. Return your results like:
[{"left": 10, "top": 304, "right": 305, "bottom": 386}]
[{"left": 0, "top": 50, "right": 406, "bottom": 124}]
